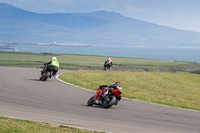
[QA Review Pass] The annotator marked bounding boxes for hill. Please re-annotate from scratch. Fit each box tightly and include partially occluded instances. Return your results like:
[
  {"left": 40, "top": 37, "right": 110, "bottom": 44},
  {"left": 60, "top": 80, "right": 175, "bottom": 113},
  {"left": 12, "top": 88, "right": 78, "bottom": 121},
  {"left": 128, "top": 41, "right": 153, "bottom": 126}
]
[{"left": 1, "top": 3, "right": 200, "bottom": 47}]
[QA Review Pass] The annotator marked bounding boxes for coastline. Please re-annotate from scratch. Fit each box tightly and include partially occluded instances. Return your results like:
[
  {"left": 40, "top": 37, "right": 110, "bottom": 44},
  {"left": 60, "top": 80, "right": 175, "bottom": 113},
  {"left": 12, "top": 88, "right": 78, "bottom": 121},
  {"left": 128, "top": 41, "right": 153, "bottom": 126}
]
[{"left": 1, "top": 42, "right": 200, "bottom": 63}]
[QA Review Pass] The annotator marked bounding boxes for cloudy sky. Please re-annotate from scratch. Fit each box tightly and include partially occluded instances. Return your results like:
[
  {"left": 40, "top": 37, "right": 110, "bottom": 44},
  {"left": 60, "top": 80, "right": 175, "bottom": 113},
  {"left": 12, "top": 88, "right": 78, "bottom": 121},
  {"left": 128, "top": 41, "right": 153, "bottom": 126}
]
[{"left": 1, "top": 0, "right": 200, "bottom": 32}]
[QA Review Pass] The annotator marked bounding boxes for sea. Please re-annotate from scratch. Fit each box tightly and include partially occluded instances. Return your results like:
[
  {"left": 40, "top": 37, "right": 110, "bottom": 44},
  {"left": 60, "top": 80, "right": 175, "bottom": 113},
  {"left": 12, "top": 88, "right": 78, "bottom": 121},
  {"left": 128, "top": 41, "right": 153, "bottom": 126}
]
[{"left": 13, "top": 45, "right": 200, "bottom": 63}]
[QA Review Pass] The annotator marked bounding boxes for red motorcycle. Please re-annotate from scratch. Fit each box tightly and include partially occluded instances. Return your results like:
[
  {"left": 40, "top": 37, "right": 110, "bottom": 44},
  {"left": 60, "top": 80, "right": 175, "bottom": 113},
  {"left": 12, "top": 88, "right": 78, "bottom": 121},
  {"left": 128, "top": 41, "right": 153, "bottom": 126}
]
[{"left": 87, "top": 87, "right": 122, "bottom": 108}]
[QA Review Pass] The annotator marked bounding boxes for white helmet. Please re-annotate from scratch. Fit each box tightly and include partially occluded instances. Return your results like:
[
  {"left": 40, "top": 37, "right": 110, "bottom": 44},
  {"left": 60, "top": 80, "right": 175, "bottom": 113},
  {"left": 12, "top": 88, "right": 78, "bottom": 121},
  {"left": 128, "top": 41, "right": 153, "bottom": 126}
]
[
  {"left": 108, "top": 57, "right": 111, "bottom": 60},
  {"left": 52, "top": 57, "right": 57, "bottom": 61}
]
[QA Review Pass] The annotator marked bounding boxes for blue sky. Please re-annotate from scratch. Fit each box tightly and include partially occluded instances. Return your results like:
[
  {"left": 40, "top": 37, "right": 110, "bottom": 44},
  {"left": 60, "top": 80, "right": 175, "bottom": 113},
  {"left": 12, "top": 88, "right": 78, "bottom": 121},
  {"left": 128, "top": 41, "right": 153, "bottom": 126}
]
[{"left": 1, "top": 0, "right": 200, "bottom": 32}]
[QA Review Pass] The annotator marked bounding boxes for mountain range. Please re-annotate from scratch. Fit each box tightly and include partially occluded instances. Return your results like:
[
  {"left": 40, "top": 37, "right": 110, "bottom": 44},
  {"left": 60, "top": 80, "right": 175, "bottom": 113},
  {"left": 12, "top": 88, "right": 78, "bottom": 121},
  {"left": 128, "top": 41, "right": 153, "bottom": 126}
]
[{"left": 1, "top": 3, "right": 200, "bottom": 47}]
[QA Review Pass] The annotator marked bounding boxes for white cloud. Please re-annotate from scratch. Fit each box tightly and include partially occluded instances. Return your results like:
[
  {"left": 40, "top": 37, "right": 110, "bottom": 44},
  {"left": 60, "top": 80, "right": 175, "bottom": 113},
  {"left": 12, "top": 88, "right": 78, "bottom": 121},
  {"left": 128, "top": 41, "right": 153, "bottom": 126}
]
[
  {"left": 50, "top": 0, "right": 72, "bottom": 4},
  {"left": 125, "top": 6, "right": 144, "bottom": 13}
]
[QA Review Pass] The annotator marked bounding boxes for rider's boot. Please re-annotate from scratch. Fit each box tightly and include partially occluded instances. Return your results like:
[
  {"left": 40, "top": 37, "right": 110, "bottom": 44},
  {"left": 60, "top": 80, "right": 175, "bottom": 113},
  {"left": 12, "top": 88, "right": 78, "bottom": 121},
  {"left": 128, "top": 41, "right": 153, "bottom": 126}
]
[
  {"left": 114, "top": 100, "right": 118, "bottom": 105},
  {"left": 98, "top": 97, "right": 103, "bottom": 105}
]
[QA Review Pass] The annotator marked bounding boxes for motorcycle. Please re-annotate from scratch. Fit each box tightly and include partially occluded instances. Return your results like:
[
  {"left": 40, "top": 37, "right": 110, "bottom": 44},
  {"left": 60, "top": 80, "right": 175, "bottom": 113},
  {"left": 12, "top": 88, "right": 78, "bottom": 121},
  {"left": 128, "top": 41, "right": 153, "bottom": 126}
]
[
  {"left": 104, "top": 63, "right": 112, "bottom": 71},
  {"left": 39, "top": 65, "right": 54, "bottom": 81},
  {"left": 87, "top": 87, "right": 122, "bottom": 108}
]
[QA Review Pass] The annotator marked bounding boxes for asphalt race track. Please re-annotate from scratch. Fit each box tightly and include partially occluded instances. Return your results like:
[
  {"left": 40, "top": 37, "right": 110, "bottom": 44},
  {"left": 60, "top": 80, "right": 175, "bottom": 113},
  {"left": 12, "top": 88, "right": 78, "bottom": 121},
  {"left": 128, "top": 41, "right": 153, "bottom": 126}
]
[{"left": 0, "top": 67, "right": 200, "bottom": 133}]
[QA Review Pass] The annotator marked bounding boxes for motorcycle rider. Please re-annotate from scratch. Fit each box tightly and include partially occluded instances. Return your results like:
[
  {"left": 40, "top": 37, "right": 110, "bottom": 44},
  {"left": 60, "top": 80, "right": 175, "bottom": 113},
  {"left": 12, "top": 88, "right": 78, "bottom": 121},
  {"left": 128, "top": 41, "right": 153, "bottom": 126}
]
[
  {"left": 42, "top": 57, "right": 59, "bottom": 77},
  {"left": 104, "top": 57, "right": 113, "bottom": 70},
  {"left": 94, "top": 82, "right": 122, "bottom": 105}
]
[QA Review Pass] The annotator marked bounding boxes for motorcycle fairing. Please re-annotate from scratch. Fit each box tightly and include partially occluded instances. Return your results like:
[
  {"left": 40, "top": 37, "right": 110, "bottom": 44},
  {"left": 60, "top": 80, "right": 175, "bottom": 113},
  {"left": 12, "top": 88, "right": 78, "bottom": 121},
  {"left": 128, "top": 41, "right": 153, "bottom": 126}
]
[
  {"left": 94, "top": 88, "right": 102, "bottom": 100},
  {"left": 112, "top": 90, "right": 122, "bottom": 97}
]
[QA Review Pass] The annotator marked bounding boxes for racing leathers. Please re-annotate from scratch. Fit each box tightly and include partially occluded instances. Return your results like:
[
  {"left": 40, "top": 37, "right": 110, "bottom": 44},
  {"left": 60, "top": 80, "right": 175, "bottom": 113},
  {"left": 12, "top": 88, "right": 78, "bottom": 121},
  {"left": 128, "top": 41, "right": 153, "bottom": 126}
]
[{"left": 104, "top": 59, "right": 113, "bottom": 70}]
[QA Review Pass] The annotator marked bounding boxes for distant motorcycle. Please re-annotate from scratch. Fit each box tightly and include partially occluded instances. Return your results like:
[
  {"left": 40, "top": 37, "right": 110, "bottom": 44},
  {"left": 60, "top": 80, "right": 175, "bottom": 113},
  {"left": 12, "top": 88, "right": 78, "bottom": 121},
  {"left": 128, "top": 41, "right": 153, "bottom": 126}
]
[
  {"left": 39, "top": 65, "right": 54, "bottom": 81},
  {"left": 104, "top": 63, "right": 112, "bottom": 71},
  {"left": 87, "top": 87, "right": 122, "bottom": 108}
]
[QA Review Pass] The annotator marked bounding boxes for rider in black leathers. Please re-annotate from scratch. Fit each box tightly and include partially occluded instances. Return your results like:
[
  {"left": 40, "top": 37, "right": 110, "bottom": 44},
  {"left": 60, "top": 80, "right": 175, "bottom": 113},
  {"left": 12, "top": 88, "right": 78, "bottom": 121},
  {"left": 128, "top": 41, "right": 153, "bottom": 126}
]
[{"left": 104, "top": 57, "right": 113, "bottom": 70}]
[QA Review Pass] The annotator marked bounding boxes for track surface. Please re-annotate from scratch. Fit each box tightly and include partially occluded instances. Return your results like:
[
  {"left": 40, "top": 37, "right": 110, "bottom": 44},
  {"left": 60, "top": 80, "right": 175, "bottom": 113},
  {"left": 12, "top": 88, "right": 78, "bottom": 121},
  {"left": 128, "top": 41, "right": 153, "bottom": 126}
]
[{"left": 0, "top": 67, "right": 200, "bottom": 133}]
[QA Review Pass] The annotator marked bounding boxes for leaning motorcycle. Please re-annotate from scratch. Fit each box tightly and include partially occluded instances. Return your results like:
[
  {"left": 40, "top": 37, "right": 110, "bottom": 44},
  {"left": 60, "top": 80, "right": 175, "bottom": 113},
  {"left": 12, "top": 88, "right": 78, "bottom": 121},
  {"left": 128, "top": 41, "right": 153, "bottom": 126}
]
[
  {"left": 87, "top": 87, "right": 122, "bottom": 108},
  {"left": 39, "top": 65, "right": 54, "bottom": 81}
]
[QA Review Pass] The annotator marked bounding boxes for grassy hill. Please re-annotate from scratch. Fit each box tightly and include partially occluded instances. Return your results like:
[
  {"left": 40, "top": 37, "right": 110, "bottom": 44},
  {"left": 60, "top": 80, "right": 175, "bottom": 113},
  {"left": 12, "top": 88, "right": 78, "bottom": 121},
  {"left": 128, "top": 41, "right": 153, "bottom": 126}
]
[{"left": 1, "top": 3, "right": 200, "bottom": 47}]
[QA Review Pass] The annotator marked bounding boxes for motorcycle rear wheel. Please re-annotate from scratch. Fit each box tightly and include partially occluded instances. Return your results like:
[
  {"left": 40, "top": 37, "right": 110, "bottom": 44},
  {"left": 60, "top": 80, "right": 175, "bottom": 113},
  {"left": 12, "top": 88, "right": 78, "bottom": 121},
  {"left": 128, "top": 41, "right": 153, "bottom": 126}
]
[
  {"left": 42, "top": 72, "right": 50, "bottom": 81},
  {"left": 103, "top": 96, "right": 116, "bottom": 108}
]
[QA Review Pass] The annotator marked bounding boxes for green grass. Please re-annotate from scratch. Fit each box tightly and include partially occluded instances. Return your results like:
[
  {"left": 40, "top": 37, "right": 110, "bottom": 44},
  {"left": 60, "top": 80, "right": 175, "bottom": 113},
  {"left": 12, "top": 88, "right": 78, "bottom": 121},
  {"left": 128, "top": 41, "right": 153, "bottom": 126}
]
[
  {"left": 0, "top": 116, "right": 104, "bottom": 133},
  {"left": 1, "top": 51, "right": 200, "bottom": 72},
  {"left": 59, "top": 70, "right": 200, "bottom": 111}
]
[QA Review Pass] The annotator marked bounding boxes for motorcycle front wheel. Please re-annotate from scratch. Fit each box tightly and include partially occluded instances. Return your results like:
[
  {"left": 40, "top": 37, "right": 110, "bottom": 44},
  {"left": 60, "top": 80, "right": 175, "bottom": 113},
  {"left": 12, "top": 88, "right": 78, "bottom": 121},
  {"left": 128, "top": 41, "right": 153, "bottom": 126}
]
[{"left": 87, "top": 95, "right": 95, "bottom": 106}]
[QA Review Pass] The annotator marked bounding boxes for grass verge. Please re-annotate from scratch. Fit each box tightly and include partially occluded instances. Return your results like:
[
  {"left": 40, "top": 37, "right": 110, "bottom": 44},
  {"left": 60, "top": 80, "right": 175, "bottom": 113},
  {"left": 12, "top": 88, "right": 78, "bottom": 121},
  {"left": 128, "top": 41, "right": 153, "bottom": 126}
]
[
  {"left": 1, "top": 51, "right": 200, "bottom": 72},
  {"left": 0, "top": 116, "right": 104, "bottom": 133},
  {"left": 59, "top": 70, "right": 200, "bottom": 111}
]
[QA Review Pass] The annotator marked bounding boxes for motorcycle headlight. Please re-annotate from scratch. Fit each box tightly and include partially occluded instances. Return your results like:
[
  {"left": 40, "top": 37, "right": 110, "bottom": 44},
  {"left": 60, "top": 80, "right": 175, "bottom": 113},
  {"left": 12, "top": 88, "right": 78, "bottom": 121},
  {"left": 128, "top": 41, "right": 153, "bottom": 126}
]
[{"left": 117, "top": 86, "right": 122, "bottom": 92}]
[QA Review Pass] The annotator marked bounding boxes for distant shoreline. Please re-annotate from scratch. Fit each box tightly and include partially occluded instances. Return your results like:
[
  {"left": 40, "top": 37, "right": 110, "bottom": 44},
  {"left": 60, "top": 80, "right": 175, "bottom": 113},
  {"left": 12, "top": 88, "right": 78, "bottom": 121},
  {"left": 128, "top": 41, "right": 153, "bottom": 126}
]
[
  {"left": 0, "top": 41, "right": 92, "bottom": 51},
  {"left": 1, "top": 42, "right": 200, "bottom": 63},
  {"left": 0, "top": 41, "right": 92, "bottom": 50}
]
